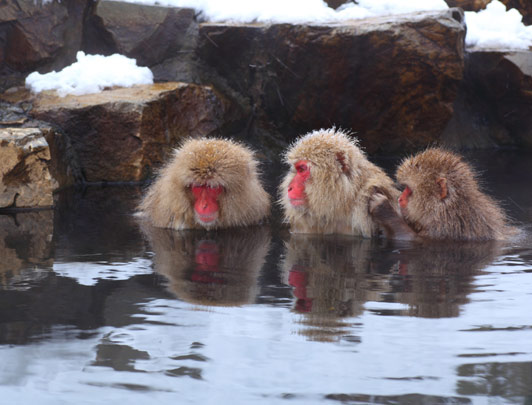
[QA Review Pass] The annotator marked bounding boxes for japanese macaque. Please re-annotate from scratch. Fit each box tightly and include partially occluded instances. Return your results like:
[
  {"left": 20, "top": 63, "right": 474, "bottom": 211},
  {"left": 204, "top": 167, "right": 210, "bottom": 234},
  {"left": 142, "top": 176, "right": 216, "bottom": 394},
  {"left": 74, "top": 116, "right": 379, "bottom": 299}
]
[
  {"left": 369, "top": 148, "right": 516, "bottom": 241},
  {"left": 279, "top": 128, "right": 399, "bottom": 237},
  {"left": 138, "top": 138, "right": 270, "bottom": 230},
  {"left": 140, "top": 223, "right": 270, "bottom": 306}
]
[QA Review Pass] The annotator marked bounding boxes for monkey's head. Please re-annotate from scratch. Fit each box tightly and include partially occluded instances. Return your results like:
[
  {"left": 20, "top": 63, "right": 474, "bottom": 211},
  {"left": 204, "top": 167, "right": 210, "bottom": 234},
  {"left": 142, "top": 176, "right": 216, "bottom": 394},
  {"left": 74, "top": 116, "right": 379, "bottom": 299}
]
[
  {"left": 396, "top": 148, "right": 479, "bottom": 229},
  {"left": 173, "top": 138, "right": 263, "bottom": 229},
  {"left": 280, "top": 128, "right": 365, "bottom": 219}
]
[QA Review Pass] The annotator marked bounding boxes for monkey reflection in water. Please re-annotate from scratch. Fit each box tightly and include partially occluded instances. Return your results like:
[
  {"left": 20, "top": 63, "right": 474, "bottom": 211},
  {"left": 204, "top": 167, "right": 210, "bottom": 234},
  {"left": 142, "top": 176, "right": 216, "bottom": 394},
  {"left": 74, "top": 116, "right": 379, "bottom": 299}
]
[
  {"left": 390, "top": 241, "right": 501, "bottom": 318},
  {"left": 282, "top": 235, "right": 395, "bottom": 342},
  {"left": 141, "top": 224, "right": 271, "bottom": 306},
  {"left": 283, "top": 235, "right": 502, "bottom": 340}
]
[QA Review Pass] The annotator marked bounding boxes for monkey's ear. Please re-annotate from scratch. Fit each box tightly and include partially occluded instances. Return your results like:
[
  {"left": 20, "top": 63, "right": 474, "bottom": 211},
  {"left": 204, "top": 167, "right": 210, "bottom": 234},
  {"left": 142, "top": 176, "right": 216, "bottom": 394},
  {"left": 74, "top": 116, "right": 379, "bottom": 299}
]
[
  {"left": 335, "top": 152, "right": 351, "bottom": 176},
  {"left": 436, "top": 177, "right": 447, "bottom": 200}
]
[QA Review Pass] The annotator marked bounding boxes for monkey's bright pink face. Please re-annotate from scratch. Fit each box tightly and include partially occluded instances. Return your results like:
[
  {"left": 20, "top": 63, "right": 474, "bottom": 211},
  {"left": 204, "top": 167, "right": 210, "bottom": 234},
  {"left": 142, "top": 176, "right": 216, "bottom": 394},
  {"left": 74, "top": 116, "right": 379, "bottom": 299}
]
[
  {"left": 287, "top": 160, "right": 310, "bottom": 206},
  {"left": 398, "top": 186, "right": 412, "bottom": 213},
  {"left": 191, "top": 184, "right": 224, "bottom": 224}
]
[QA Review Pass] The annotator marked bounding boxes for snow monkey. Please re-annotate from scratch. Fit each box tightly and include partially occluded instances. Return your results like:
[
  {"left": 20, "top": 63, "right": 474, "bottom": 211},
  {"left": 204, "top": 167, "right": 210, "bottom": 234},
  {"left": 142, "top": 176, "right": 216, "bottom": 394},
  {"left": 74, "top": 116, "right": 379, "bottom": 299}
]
[
  {"left": 369, "top": 148, "right": 516, "bottom": 241},
  {"left": 279, "top": 128, "right": 399, "bottom": 236},
  {"left": 138, "top": 138, "right": 270, "bottom": 230}
]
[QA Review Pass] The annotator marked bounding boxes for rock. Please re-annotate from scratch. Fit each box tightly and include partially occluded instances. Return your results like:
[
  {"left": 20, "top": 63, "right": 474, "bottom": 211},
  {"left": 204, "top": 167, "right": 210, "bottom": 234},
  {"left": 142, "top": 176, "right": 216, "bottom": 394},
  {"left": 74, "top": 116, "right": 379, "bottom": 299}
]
[
  {"left": 30, "top": 82, "right": 226, "bottom": 182},
  {"left": 198, "top": 8, "right": 466, "bottom": 154},
  {"left": 82, "top": 1, "right": 200, "bottom": 83},
  {"left": 0, "top": 0, "right": 92, "bottom": 92},
  {"left": 0, "top": 211, "right": 54, "bottom": 281},
  {"left": 444, "top": 0, "right": 490, "bottom": 11},
  {"left": 0, "top": 128, "right": 60, "bottom": 208},
  {"left": 324, "top": 0, "right": 349, "bottom": 9},
  {"left": 442, "top": 50, "right": 532, "bottom": 149}
]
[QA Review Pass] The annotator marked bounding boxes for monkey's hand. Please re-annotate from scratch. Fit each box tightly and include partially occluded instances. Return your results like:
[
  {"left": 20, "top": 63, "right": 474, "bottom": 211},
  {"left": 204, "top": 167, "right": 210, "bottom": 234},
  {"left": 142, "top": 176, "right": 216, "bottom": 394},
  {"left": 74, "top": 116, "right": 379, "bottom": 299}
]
[
  {"left": 369, "top": 193, "right": 417, "bottom": 241},
  {"left": 368, "top": 193, "right": 393, "bottom": 218}
]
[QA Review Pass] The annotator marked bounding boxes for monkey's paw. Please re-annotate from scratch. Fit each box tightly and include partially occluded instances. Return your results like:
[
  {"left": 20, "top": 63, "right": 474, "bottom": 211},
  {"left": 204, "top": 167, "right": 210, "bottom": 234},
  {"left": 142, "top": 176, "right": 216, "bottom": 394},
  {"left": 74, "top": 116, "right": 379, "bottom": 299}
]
[{"left": 368, "top": 193, "right": 389, "bottom": 215}]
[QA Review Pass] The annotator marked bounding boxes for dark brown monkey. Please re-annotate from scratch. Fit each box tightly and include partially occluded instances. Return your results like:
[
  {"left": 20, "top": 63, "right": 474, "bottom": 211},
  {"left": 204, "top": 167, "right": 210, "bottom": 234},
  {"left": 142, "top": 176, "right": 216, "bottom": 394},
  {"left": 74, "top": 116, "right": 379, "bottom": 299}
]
[
  {"left": 138, "top": 138, "right": 270, "bottom": 230},
  {"left": 280, "top": 128, "right": 399, "bottom": 237},
  {"left": 370, "top": 148, "right": 516, "bottom": 241}
]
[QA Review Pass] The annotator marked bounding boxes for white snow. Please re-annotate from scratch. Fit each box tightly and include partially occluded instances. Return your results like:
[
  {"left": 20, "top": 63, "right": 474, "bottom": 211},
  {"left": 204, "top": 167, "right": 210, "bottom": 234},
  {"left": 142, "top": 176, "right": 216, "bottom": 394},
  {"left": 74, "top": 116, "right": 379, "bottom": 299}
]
[
  {"left": 25, "top": 51, "right": 153, "bottom": 97},
  {"left": 465, "top": 0, "right": 532, "bottom": 49}
]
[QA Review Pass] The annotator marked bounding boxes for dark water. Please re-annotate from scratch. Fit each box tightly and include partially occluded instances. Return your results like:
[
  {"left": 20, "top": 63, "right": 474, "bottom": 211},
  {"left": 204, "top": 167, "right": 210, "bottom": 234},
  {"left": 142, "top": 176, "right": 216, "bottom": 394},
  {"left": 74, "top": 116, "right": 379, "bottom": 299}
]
[{"left": 1, "top": 151, "right": 532, "bottom": 404}]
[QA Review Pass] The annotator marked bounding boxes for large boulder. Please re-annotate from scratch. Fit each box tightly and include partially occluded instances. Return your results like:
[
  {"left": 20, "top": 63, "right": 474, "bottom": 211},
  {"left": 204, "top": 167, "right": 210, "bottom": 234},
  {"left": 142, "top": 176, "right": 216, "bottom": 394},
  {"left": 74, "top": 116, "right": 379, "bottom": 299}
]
[
  {"left": 197, "top": 8, "right": 466, "bottom": 153},
  {"left": 82, "top": 1, "right": 199, "bottom": 83},
  {"left": 0, "top": 0, "right": 91, "bottom": 92},
  {"left": 0, "top": 127, "right": 60, "bottom": 208},
  {"left": 442, "top": 50, "right": 532, "bottom": 149},
  {"left": 30, "top": 82, "right": 226, "bottom": 182}
]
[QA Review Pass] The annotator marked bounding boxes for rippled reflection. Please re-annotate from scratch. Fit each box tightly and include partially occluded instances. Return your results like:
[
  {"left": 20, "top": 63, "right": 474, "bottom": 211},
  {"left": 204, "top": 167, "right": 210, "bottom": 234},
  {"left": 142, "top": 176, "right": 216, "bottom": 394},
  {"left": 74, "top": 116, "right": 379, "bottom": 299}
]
[
  {"left": 388, "top": 241, "right": 502, "bottom": 318},
  {"left": 0, "top": 150, "right": 530, "bottom": 404},
  {"left": 282, "top": 235, "right": 391, "bottom": 341},
  {"left": 141, "top": 223, "right": 271, "bottom": 306}
]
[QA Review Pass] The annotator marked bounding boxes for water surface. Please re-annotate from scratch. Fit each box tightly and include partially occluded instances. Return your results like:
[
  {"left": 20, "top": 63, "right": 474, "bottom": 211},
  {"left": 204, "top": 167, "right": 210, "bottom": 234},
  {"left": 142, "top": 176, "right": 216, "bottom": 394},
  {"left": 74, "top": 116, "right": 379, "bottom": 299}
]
[{"left": 0, "top": 151, "right": 531, "bottom": 404}]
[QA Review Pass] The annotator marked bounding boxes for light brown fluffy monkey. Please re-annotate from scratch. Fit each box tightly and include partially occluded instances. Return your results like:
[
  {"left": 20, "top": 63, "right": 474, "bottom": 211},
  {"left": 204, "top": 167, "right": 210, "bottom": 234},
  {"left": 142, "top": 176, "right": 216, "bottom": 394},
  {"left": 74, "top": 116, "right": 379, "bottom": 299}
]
[
  {"left": 370, "top": 148, "right": 516, "bottom": 241},
  {"left": 279, "top": 128, "right": 399, "bottom": 237},
  {"left": 138, "top": 138, "right": 270, "bottom": 230}
]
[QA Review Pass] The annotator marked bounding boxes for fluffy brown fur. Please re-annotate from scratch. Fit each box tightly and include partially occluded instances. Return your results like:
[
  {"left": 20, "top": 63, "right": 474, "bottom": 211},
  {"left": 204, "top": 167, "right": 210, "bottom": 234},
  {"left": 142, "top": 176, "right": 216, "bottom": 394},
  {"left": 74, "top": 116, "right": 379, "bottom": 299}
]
[
  {"left": 279, "top": 128, "right": 399, "bottom": 236},
  {"left": 371, "top": 148, "right": 516, "bottom": 241},
  {"left": 138, "top": 138, "right": 270, "bottom": 230}
]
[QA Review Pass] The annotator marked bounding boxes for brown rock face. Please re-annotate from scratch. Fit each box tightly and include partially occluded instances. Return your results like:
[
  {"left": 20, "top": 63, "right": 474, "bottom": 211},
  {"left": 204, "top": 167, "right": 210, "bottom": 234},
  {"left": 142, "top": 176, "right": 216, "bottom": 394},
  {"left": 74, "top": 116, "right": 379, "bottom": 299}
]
[
  {"left": 0, "top": 128, "right": 59, "bottom": 208},
  {"left": 30, "top": 83, "right": 226, "bottom": 182},
  {"left": 198, "top": 9, "right": 466, "bottom": 153},
  {"left": 443, "top": 50, "right": 532, "bottom": 149},
  {"left": 82, "top": 1, "right": 199, "bottom": 83},
  {"left": 0, "top": 0, "right": 91, "bottom": 91}
]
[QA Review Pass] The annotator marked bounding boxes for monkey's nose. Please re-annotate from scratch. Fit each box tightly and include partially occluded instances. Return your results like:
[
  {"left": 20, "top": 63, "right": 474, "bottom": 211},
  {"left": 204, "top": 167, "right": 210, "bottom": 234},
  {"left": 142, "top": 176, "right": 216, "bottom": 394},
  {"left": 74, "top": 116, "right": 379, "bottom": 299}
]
[{"left": 288, "top": 186, "right": 293, "bottom": 192}]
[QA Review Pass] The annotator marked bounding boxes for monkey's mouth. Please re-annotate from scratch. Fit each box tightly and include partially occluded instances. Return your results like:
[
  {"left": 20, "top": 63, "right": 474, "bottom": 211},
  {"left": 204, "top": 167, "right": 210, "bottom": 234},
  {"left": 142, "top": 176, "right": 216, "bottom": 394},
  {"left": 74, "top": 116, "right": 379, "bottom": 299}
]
[
  {"left": 196, "top": 213, "right": 218, "bottom": 224},
  {"left": 289, "top": 198, "right": 306, "bottom": 207}
]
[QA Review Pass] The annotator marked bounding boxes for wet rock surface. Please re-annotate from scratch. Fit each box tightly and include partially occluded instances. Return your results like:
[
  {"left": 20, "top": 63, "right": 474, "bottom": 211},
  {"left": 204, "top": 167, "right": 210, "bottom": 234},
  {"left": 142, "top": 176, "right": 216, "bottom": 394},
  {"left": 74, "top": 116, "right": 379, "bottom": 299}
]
[
  {"left": 83, "top": 1, "right": 200, "bottom": 83},
  {"left": 30, "top": 82, "right": 226, "bottom": 182},
  {"left": 198, "top": 9, "right": 466, "bottom": 153},
  {"left": 0, "top": 0, "right": 92, "bottom": 91},
  {"left": 0, "top": 128, "right": 60, "bottom": 209},
  {"left": 442, "top": 50, "right": 532, "bottom": 149}
]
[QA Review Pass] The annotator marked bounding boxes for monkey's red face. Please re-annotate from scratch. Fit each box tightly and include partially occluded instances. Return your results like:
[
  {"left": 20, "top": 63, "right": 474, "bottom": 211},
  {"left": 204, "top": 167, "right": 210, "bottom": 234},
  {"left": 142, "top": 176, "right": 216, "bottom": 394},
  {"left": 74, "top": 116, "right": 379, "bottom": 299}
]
[
  {"left": 288, "top": 160, "right": 310, "bottom": 206},
  {"left": 191, "top": 184, "right": 224, "bottom": 225},
  {"left": 398, "top": 186, "right": 412, "bottom": 213}
]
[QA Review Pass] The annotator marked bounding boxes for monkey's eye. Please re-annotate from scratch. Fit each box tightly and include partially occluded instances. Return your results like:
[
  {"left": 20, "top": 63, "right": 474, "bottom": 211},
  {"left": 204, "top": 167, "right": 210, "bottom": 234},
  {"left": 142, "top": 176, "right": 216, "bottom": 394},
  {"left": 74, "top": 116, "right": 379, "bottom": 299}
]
[
  {"left": 403, "top": 186, "right": 413, "bottom": 197},
  {"left": 295, "top": 162, "right": 309, "bottom": 173}
]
